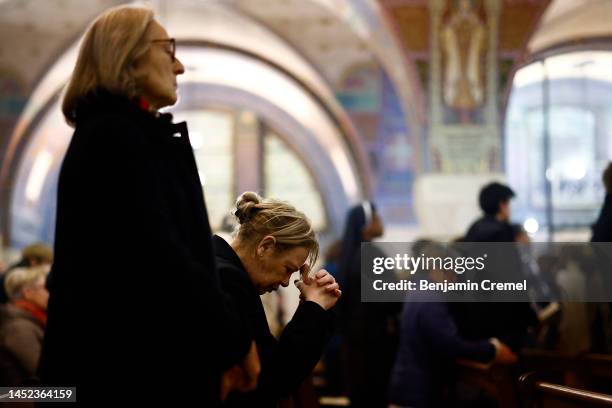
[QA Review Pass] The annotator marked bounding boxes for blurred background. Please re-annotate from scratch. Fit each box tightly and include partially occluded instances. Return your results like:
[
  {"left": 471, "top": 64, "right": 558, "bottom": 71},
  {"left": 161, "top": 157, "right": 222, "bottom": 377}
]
[
  {"left": 2, "top": 0, "right": 611, "bottom": 256},
  {"left": 3, "top": 1, "right": 612, "bottom": 406}
]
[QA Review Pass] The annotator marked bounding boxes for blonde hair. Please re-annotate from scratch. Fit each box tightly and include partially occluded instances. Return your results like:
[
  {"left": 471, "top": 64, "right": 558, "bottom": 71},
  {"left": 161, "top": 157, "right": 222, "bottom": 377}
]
[
  {"left": 4, "top": 265, "right": 50, "bottom": 301},
  {"left": 233, "top": 192, "right": 319, "bottom": 266},
  {"left": 62, "top": 5, "right": 155, "bottom": 126}
]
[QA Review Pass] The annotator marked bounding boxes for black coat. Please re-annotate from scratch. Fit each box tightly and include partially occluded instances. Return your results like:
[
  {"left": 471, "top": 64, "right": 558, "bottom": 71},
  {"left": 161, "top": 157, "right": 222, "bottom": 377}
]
[
  {"left": 591, "top": 194, "right": 612, "bottom": 308},
  {"left": 38, "top": 90, "right": 250, "bottom": 404},
  {"left": 455, "top": 215, "right": 538, "bottom": 350},
  {"left": 592, "top": 193, "right": 612, "bottom": 242},
  {"left": 213, "top": 235, "right": 333, "bottom": 407},
  {"left": 464, "top": 215, "right": 515, "bottom": 242},
  {"left": 340, "top": 246, "right": 400, "bottom": 408}
]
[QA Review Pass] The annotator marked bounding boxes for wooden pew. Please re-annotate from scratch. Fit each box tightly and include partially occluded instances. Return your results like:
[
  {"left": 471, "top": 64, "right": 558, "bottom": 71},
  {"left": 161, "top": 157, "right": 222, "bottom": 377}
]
[
  {"left": 519, "top": 349, "right": 578, "bottom": 386},
  {"left": 455, "top": 351, "right": 612, "bottom": 406},
  {"left": 519, "top": 372, "right": 612, "bottom": 407},
  {"left": 519, "top": 349, "right": 612, "bottom": 393},
  {"left": 579, "top": 354, "right": 612, "bottom": 394},
  {"left": 455, "top": 359, "right": 518, "bottom": 408},
  {"left": 456, "top": 351, "right": 612, "bottom": 406}
]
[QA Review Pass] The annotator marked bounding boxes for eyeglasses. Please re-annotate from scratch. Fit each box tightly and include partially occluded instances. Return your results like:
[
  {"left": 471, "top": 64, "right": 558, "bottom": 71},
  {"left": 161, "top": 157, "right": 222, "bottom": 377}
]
[{"left": 151, "top": 38, "right": 176, "bottom": 62}]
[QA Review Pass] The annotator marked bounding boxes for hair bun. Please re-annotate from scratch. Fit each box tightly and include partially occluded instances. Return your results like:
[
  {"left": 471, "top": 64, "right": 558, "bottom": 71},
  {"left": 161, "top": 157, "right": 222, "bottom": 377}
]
[{"left": 234, "top": 191, "right": 262, "bottom": 224}]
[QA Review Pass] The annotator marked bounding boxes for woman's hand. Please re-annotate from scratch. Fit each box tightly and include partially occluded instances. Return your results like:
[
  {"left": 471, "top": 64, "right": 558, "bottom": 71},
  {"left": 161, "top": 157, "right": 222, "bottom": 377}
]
[
  {"left": 299, "top": 266, "right": 342, "bottom": 297},
  {"left": 489, "top": 338, "right": 518, "bottom": 365},
  {"left": 295, "top": 269, "right": 342, "bottom": 310},
  {"left": 220, "top": 341, "right": 260, "bottom": 400}
]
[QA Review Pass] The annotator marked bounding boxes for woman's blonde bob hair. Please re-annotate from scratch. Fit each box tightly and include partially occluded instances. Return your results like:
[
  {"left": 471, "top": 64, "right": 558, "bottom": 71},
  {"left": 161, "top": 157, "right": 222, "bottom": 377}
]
[
  {"left": 62, "top": 5, "right": 155, "bottom": 126},
  {"left": 4, "top": 265, "right": 50, "bottom": 301},
  {"left": 233, "top": 192, "right": 319, "bottom": 266}
]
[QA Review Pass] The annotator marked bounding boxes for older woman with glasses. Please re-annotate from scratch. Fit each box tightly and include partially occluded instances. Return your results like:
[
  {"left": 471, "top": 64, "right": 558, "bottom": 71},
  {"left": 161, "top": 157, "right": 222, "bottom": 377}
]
[{"left": 39, "top": 5, "right": 258, "bottom": 404}]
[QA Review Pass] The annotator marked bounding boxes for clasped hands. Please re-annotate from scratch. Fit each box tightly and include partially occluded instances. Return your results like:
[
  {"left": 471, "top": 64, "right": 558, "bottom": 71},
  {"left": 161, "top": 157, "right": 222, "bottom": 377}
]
[
  {"left": 221, "top": 266, "right": 341, "bottom": 400},
  {"left": 294, "top": 265, "right": 342, "bottom": 311}
]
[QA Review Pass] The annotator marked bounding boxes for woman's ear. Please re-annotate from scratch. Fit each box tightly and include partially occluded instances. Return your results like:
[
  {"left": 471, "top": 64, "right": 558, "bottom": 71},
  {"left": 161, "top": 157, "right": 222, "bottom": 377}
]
[{"left": 257, "top": 235, "right": 277, "bottom": 257}]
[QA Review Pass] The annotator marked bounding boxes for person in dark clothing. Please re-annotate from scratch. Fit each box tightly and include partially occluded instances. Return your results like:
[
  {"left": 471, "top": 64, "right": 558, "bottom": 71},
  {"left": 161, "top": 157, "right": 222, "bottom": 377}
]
[
  {"left": 321, "top": 240, "right": 344, "bottom": 395},
  {"left": 215, "top": 192, "right": 339, "bottom": 407},
  {"left": 38, "top": 5, "right": 258, "bottom": 404},
  {"left": 389, "top": 243, "right": 517, "bottom": 408},
  {"left": 457, "top": 182, "right": 538, "bottom": 351},
  {"left": 338, "top": 202, "right": 401, "bottom": 408},
  {"left": 464, "top": 182, "right": 516, "bottom": 243},
  {"left": 591, "top": 163, "right": 612, "bottom": 352},
  {"left": 0, "top": 265, "right": 50, "bottom": 385},
  {"left": 592, "top": 162, "right": 612, "bottom": 242}
]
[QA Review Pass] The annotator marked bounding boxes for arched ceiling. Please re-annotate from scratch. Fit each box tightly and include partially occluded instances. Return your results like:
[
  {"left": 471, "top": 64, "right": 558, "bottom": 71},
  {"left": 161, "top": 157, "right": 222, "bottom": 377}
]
[
  {"left": 2, "top": 0, "right": 612, "bottom": 178},
  {"left": 529, "top": 0, "right": 612, "bottom": 53},
  {"left": 3, "top": 0, "right": 612, "bottom": 100},
  {"left": 0, "top": 0, "right": 122, "bottom": 91},
  {"left": 233, "top": 0, "right": 372, "bottom": 87},
  {"left": 0, "top": 0, "right": 422, "bottom": 124},
  {"left": 231, "top": 0, "right": 426, "bottom": 169},
  {"left": 0, "top": 0, "right": 375, "bottom": 199}
]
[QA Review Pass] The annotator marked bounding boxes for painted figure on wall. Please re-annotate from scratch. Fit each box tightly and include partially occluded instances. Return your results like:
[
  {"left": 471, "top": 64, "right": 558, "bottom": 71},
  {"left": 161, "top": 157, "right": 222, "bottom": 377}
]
[{"left": 441, "top": 0, "right": 487, "bottom": 123}]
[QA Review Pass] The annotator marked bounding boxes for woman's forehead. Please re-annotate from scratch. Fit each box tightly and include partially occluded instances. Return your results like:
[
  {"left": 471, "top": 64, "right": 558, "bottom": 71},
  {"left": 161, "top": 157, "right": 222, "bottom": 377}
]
[
  {"left": 147, "top": 20, "right": 168, "bottom": 38},
  {"left": 284, "top": 246, "right": 310, "bottom": 265}
]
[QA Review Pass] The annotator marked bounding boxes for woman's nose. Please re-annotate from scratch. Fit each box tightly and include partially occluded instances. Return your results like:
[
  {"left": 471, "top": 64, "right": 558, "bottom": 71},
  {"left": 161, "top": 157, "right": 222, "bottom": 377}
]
[{"left": 174, "top": 57, "right": 185, "bottom": 75}]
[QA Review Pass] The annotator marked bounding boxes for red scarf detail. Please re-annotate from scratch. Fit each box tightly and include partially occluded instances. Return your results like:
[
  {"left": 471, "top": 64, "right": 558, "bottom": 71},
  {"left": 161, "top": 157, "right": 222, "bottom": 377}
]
[
  {"left": 13, "top": 300, "right": 47, "bottom": 327},
  {"left": 137, "top": 96, "right": 151, "bottom": 112}
]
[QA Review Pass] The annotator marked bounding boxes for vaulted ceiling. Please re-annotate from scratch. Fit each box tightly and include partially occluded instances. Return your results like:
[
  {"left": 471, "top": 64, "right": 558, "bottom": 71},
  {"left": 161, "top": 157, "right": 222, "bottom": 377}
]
[
  {"left": 2, "top": 0, "right": 611, "bottom": 99},
  {"left": 529, "top": 0, "right": 612, "bottom": 52}
]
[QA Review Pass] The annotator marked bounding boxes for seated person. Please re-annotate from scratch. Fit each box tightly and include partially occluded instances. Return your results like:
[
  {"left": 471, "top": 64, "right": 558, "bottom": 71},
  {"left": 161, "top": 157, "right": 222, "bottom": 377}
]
[
  {"left": 214, "top": 192, "right": 340, "bottom": 407},
  {"left": 0, "top": 265, "right": 50, "bottom": 384},
  {"left": 388, "top": 243, "right": 517, "bottom": 408},
  {"left": 0, "top": 243, "right": 53, "bottom": 304}
]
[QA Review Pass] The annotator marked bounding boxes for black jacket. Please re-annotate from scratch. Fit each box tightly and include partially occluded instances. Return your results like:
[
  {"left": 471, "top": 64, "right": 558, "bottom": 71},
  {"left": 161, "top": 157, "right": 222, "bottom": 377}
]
[
  {"left": 464, "top": 215, "right": 515, "bottom": 242},
  {"left": 213, "top": 235, "right": 333, "bottom": 407},
  {"left": 339, "top": 245, "right": 400, "bottom": 408},
  {"left": 592, "top": 193, "right": 612, "bottom": 242},
  {"left": 455, "top": 215, "right": 538, "bottom": 350},
  {"left": 591, "top": 194, "right": 612, "bottom": 304},
  {"left": 38, "top": 90, "right": 250, "bottom": 404}
]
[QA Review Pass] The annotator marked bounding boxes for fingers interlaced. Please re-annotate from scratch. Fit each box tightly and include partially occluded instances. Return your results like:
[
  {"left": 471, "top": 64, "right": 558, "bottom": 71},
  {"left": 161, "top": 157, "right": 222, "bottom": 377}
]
[
  {"left": 316, "top": 273, "right": 335, "bottom": 286},
  {"left": 324, "top": 282, "right": 339, "bottom": 291}
]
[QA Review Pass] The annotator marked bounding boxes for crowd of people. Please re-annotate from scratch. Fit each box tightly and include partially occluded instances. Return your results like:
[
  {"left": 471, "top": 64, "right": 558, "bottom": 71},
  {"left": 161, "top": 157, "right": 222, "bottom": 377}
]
[
  {"left": 321, "top": 173, "right": 612, "bottom": 407},
  {"left": 0, "top": 4, "right": 610, "bottom": 408}
]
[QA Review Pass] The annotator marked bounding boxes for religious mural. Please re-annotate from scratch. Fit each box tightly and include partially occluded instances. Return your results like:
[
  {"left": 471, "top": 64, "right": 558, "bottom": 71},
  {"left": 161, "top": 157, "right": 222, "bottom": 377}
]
[
  {"left": 336, "top": 63, "right": 416, "bottom": 223},
  {"left": 440, "top": 0, "right": 488, "bottom": 124}
]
